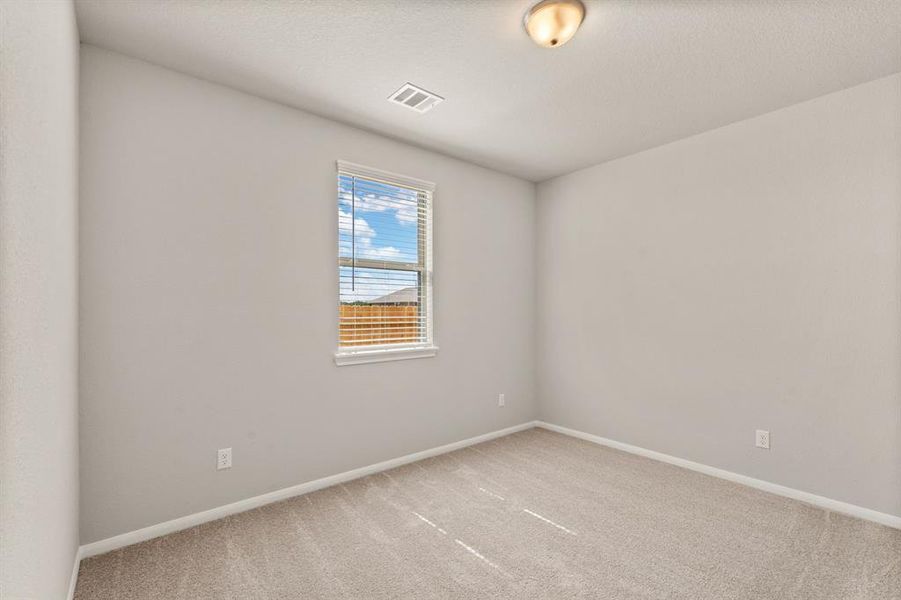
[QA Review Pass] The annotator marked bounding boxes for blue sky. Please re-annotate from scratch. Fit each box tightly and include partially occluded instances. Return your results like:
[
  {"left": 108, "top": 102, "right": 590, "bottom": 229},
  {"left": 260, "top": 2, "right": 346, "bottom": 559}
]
[{"left": 339, "top": 176, "right": 420, "bottom": 302}]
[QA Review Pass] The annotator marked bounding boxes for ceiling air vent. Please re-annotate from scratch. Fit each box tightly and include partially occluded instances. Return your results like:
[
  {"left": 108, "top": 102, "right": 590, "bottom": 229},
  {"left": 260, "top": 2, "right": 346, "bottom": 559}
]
[{"left": 389, "top": 83, "right": 444, "bottom": 114}]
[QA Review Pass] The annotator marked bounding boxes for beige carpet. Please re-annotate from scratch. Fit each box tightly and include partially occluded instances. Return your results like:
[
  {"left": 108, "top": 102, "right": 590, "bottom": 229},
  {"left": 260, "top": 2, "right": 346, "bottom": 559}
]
[{"left": 75, "top": 428, "right": 901, "bottom": 599}]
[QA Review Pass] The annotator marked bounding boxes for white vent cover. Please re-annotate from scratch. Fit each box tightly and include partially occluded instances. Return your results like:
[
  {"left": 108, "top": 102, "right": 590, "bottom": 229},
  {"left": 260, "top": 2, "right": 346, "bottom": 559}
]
[{"left": 388, "top": 83, "right": 444, "bottom": 113}]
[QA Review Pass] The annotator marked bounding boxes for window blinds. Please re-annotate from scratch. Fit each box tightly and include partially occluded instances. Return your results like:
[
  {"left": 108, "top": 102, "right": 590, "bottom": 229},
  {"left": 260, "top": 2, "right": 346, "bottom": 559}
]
[{"left": 336, "top": 161, "right": 434, "bottom": 354}]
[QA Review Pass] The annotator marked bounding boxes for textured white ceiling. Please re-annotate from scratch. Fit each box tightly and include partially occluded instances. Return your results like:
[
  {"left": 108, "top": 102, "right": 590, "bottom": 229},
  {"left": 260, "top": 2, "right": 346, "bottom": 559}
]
[{"left": 75, "top": 0, "right": 901, "bottom": 182}]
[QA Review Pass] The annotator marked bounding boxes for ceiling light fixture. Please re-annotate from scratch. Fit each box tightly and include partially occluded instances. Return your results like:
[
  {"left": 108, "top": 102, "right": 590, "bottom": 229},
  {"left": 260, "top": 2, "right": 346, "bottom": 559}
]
[{"left": 524, "top": 0, "right": 585, "bottom": 48}]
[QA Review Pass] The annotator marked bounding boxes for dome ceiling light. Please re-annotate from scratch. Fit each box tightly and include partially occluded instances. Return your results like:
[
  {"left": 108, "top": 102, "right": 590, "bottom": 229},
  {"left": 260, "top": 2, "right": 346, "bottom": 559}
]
[{"left": 523, "top": 0, "right": 586, "bottom": 48}]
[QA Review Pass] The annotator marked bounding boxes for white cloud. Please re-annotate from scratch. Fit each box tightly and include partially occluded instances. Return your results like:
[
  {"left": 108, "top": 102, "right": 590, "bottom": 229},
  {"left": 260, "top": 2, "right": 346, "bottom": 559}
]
[
  {"left": 338, "top": 208, "right": 375, "bottom": 239},
  {"left": 395, "top": 203, "right": 417, "bottom": 225},
  {"left": 357, "top": 194, "right": 391, "bottom": 212},
  {"left": 339, "top": 209, "right": 407, "bottom": 261},
  {"left": 341, "top": 193, "right": 418, "bottom": 226}
]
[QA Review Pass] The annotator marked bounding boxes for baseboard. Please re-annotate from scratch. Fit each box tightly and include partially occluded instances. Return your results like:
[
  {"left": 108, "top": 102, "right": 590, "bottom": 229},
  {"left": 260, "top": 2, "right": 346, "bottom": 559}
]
[
  {"left": 67, "top": 546, "right": 83, "bottom": 600},
  {"left": 536, "top": 421, "right": 901, "bottom": 530},
  {"left": 79, "top": 421, "right": 539, "bottom": 559}
]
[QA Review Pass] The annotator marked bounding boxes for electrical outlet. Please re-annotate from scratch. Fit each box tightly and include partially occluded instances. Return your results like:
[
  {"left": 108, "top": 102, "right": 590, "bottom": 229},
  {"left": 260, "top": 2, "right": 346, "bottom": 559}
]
[
  {"left": 217, "top": 447, "right": 232, "bottom": 470},
  {"left": 755, "top": 430, "right": 770, "bottom": 449},
  {"left": 498, "top": 393, "right": 505, "bottom": 407}
]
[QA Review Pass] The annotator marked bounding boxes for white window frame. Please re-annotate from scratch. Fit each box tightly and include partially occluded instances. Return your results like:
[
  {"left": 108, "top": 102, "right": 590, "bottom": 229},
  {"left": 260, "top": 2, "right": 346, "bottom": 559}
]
[{"left": 334, "top": 160, "right": 437, "bottom": 366}]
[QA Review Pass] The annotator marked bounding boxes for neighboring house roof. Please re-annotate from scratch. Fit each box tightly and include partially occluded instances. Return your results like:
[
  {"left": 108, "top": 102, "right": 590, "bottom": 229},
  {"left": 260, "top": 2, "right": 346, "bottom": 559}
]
[{"left": 370, "top": 286, "right": 418, "bottom": 304}]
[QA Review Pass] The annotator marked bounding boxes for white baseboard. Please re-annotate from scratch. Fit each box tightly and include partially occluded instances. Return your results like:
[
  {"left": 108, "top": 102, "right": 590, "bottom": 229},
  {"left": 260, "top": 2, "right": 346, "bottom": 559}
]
[
  {"left": 79, "top": 421, "right": 539, "bottom": 559},
  {"left": 536, "top": 421, "right": 901, "bottom": 530},
  {"left": 67, "top": 546, "right": 83, "bottom": 600}
]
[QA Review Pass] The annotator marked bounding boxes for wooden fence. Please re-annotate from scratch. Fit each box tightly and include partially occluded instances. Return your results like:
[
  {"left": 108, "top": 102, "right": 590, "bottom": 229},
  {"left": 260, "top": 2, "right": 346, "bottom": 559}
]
[{"left": 339, "top": 304, "right": 420, "bottom": 346}]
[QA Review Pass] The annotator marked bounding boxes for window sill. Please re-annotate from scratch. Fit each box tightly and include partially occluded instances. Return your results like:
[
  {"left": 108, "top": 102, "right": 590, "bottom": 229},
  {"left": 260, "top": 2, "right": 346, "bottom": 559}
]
[{"left": 334, "top": 345, "right": 439, "bottom": 366}]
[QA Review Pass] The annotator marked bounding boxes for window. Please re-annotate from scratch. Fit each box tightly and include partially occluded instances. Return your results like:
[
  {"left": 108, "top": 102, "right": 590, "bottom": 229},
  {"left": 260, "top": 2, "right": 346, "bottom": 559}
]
[{"left": 335, "top": 161, "right": 435, "bottom": 365}]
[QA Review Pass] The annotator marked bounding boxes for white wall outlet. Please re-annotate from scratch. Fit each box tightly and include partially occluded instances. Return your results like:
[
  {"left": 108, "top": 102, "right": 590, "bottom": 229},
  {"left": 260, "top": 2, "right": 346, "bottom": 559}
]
[
  {"left": 498, "top": 393, "right": 505, "bottom": 407},
  {"left": 217, "top": 447, "right": 232, "bottom": 470},
  {"left": 755, "top": 430, "right": 770, "bottom": 449}
]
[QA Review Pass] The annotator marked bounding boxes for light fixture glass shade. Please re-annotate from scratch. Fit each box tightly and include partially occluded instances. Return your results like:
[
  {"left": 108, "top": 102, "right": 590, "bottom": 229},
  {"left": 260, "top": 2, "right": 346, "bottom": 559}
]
[{"left": 524, "top": 0, "right": 585, "bottom": 48}]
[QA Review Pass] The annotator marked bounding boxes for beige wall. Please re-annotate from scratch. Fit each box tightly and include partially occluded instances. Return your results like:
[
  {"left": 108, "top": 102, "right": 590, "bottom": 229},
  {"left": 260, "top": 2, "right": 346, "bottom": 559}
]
[
  {"left": 0, "top": 1, "right": 80, "bottom": 597},
  {"left": 77, "top": 40, "right": 901, "bottom": 546},
  {"left": 537, "top": 74, "right": 901, "bottom": 517},
  {"left": 79, "top": 46, "right": 537, "bottom": 543}
]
